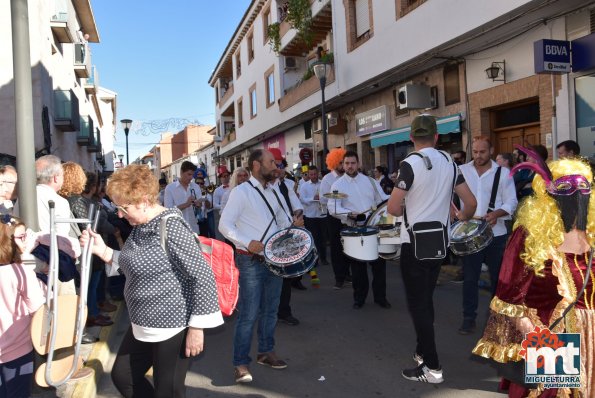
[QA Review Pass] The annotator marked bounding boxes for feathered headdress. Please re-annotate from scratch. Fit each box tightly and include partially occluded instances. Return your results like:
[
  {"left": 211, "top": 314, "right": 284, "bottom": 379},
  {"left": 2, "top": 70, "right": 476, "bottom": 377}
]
[{"left": 510, "top": 144, "right": 553, "bottom": 187}]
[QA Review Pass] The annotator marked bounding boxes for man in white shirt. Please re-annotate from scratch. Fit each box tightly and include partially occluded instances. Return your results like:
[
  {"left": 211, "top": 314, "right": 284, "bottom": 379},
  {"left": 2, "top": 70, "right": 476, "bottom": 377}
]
[
  {"left": 388, "top": 114, "right": 477, "bottom": 384},
  {"left": 219, "top": 149, "right": 303, "bottom": 384},
  {"left": 329, "top": 151, "right": 390, "bottom": 310},
  {"left": 164, "top": 161, "right": 203, "bottom": 234},
  {"left": 320, "top": 148, "right": 349, "bottom": 289},
  {"left": 212, "top": 166, "right": 231, "bottom": 215},
  {"left": 299, "top": 165, "right": 327, "bottom": 266},
  {"left": 457, "top": 137, "right": 517, "bottom": 335}
]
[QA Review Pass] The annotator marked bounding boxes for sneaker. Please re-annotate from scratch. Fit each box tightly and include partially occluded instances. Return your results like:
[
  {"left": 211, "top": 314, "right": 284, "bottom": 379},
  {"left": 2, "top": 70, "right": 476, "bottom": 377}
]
[
  {"left": 333, "top": 281, "right": 344, "bottom": 290},
  {"left": 256, "top": 353, "right": 287, "bottom": 369},
  {"left": 413, "top": 352, "right": 423, "bottom": 365},
  {"left": 458, "top": 319, "right": 476, "bottom": 335},
  {"left": 374, "top": 300, "right": 392, "bottom": 309},
  {"left": 234, "top": 365, "right": 253, "bottom": 383},
  {"left": 402, "top": 363, "right": 444, "bottom": 384},
  {"left": 278, "top": 315, "right": 300, "bottom": 326}
]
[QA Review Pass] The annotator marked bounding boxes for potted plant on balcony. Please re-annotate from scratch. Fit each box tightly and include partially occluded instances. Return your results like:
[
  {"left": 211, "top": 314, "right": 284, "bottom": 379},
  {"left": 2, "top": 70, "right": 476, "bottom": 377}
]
[
  {"left": 268, "top": 23, "right": 281, "bottom": 55},
  {"left": 286, "top": 0, "right": 313, "bottom": 47}
]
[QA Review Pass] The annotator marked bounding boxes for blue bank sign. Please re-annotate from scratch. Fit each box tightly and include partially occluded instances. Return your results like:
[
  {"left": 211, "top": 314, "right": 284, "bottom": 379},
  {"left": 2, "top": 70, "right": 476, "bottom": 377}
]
[{"left": 534, "top": 39, "right": 571, "bottom": 73}]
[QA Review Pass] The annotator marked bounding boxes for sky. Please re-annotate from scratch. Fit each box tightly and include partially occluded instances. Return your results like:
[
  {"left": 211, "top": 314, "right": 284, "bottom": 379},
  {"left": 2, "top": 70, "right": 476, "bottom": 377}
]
[{"left": 90, "top": 0, "right": 251, "bottom": 162}]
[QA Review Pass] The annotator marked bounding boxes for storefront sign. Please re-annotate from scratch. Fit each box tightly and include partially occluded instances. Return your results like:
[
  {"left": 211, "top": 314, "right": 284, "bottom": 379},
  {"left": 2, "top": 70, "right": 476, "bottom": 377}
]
[
  {"left": 298, "top": 142, "right": 313, "bottom": 148},
  {"left": 299, "top": 147, "right": 313, "bottom": 163},
  {"left": 355, "top": 105, "right": 388, "bottom": 137},
  {"left": 571, "top": 32, "right": 595, "bottom": 72},
  {"left": 534, "top": 39, "right": 571, "bottom": 73},
  {"left": 263, "top": 133, "right": 286, "bottom": 156}
]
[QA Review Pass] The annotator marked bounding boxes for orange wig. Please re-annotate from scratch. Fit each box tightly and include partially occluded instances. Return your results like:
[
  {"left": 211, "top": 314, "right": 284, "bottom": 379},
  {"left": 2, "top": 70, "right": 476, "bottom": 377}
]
[{"left": 326, "top": 148, "right": 346, "bottom": 171}]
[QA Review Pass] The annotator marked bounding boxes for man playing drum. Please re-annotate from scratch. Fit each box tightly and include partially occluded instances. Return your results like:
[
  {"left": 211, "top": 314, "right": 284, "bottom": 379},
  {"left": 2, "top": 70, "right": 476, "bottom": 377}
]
[
  {"left": 388, "top": 114, "right": 476, "bottom": 384},
  {"left": 219, "top": 149, "right": 303, "bottom": 384},
  {"left": 457, "top": 137, "right": 517, "bottom": 335},
  {"left": 328, "top": 151, "right": 391, "bottom": 310}
]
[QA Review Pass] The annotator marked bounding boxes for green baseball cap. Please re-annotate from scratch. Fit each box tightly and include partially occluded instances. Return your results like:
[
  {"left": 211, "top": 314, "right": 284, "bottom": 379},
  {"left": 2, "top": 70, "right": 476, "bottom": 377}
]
[{"left": 411, "top": 115, "right": 437, "bottom": 137}]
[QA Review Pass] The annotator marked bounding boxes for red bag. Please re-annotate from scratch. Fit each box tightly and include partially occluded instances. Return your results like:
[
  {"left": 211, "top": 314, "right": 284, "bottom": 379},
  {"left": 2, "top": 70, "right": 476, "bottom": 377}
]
[{"left": 159, "top": 214, "right": 239, "bottom": 316}]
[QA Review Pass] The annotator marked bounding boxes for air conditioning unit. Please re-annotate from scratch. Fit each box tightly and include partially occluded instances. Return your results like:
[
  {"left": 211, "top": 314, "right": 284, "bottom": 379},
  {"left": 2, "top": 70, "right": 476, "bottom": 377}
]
[
  {"left": 284, "top": 56, "right": 298, "bottom": 70},
  {"left": 397, "top": 83, "right": 432, "bottom": 110}
]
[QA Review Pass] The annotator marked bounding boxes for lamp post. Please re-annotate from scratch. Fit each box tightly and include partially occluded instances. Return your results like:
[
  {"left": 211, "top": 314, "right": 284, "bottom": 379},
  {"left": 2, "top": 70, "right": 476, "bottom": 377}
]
[
  {"left": 313, "top": 60, "right": 331, "bottom": 172},
  {"left": 120, "top": 119, "right": 133, "bottom": 165}
]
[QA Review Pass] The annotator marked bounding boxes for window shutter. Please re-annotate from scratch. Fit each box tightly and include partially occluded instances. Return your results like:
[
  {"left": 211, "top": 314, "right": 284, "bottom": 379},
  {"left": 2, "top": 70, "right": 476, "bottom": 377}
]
[{"left": 355, "top": 0, "right": 370, "bottom": 37}]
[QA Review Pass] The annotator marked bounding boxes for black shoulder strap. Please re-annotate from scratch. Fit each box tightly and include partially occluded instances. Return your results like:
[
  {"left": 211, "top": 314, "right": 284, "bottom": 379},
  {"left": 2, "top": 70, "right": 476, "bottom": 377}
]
[
  {"left": 247, "top": 180, "right": 277, "bottom": 224},
  {"left": 488, "top": 167, "right": 502, "bottom": 213}
]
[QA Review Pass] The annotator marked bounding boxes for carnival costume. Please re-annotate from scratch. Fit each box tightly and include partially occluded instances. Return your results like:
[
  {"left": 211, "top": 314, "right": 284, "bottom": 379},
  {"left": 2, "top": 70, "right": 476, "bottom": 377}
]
[{"left": 473, "top": 146, "right": 595, "bottom": 398}]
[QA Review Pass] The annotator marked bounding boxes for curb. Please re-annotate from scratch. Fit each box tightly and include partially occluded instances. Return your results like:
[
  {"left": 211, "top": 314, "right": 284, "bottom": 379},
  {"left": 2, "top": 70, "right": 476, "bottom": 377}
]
[{"left": 69, "top": 302, "right": 125, "bottom": 398}]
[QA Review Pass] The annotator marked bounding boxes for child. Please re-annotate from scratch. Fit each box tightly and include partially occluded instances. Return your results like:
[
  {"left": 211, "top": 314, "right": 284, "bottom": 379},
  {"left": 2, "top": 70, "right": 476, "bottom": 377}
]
[{"left": 0, "top": 215, "right": 45, "bottom": 397}]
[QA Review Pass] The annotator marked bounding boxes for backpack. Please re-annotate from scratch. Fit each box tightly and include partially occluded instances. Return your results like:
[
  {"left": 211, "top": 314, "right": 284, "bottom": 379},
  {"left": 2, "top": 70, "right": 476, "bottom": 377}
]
[{"left": 159, "top": 213, "right": 239, "bottom": 316}]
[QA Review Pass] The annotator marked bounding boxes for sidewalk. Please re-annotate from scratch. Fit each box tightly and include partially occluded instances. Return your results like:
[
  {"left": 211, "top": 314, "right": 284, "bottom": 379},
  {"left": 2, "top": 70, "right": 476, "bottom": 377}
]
[{"left": 31, "top": 300, "right": 126, "bottom": 398}]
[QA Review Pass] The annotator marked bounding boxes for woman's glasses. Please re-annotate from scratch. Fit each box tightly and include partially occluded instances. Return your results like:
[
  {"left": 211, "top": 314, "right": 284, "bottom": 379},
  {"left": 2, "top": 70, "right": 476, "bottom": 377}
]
[
  {"left": 115, "top": 203, "right": 132, "bottom": 215},
  {"left": 13, "top": 233, "right": 27, "bottom": 242}
]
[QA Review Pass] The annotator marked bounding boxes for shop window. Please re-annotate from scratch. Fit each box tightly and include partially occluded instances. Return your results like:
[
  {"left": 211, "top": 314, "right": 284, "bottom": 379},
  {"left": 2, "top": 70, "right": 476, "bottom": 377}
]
[
  {"left": 444, "top": 64, "right": 460, "bottom": 105},
  {"left": 345, "top": 0, "right": 373, "bottom": 52}
]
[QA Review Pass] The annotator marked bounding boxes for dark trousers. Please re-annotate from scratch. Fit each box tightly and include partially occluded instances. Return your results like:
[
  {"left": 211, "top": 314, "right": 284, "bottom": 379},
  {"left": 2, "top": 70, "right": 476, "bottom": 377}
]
[
  {"left": 112, "top": 327, "right": 190, "bottom": 398},
  {"left": 0, "top": 350, "right": 33, "bottom": 398},
  {"left": 462, "top": 234, "right": 508, "bottom": 321},
  {"left": 304, "top": 216, "right": 327, "bottom": 262},
  {"left": 327, "top": 215, "right": 350, "bottom": 282},
  {"left": 400, "top": 243, "right": 442, "bottom": 369},
  {"left": 349, "top": 257, "right": 386, "bottom": 304},
  {"left": 277, "top": 278, "right": 294, "bottom": 318}
]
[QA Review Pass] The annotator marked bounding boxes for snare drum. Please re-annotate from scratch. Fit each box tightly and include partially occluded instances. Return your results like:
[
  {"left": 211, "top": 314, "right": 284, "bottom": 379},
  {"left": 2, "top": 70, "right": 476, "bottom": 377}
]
[
  {"left": 450, "top": 219, "right": 494, "bottom": 256},
  {"left": 366, "top": 201, "right": 402, "bottom": 260},
  {"left": 340, "top": 226, "right": 379, "bottom": 261},
  {"left": 263, "top": 227, "right": 318, "bottom": 278}
]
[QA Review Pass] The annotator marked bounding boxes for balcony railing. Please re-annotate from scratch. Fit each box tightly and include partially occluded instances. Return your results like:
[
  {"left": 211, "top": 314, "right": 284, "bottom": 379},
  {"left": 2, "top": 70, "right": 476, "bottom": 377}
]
[
  {"left": 84, "top": 65, "right": 98, "bottom": 94},
  {"left": 54, "top": 89, "right": 80, "bottom": 131},
  {"left": 77, "top": 115, "right": 93, "bottom": 145},
  {"left": 50, "top": 0, "right": 73, "bottom": 43},
  {"left": 74, "top": 43, "right": 91, "bottom": 78},
  {"left": 87, "top": 127, "right": 101, "bottom": 153},
  {"left": 219, "top": 81, "right": 234, "bottom": 108},
  {"left": 279, "top": 64, "right": 335, "bottom": 112}
]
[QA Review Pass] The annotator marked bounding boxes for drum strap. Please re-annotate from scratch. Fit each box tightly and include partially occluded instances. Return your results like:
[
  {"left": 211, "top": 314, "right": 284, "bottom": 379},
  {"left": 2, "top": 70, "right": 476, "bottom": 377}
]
[
  {"left": 247, "top": 181, "right": 292, "bottom": 241},
  {"left": 487, "top": 167, "right": 502, "bottom": 213}
]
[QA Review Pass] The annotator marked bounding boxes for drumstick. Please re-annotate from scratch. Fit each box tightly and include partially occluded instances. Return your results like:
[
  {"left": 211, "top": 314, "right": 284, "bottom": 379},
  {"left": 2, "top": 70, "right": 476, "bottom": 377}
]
[{"left": 451, "top": 201, "right": 459, "bottom": 213}]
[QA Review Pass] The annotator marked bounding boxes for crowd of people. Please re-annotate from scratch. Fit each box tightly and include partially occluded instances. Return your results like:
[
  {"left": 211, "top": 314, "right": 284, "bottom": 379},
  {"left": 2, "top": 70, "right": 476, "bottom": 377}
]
[{"left": 0, "top": 116, "right": 591, "bottom": 396}]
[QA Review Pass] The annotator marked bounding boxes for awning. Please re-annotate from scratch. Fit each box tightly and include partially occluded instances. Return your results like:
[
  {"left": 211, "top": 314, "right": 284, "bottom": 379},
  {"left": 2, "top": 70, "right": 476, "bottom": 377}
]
[{"left": 371, "top": 113, "right": 462, "bottom": 148}]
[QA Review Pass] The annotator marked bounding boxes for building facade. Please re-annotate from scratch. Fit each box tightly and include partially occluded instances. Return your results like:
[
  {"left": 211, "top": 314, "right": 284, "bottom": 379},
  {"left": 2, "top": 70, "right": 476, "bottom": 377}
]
[
  {"left": 210, "top": 0, "right": 595, "bottom": 174},
  {"left": 1, "top": 0, "right": 116, "bottom": 172}
]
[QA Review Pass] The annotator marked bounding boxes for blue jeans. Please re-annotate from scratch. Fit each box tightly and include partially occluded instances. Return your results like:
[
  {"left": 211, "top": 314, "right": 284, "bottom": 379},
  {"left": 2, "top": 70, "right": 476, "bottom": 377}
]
[
  {"left": 233, "top": 254, "right": 283, "bottom": 366},
  {"left": 0, "top": 350, "right": 34, "bottom": 398},
  {"left": 462, "top": 234, "right": 508, "bottom": 321},
  {"left": 88, "top": 270, "right": 102, "bottom": 317}
]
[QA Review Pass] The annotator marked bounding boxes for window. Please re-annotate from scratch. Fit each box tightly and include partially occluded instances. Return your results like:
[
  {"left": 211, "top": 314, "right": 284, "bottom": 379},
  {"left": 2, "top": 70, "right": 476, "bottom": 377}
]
[
  {"left": 237, "top": 97, "right": 244, "bottom": 127},
  {"left": 355, "top": 0, "right": 370, "bottom": 38},
  {"left": 396, "top": 0, "right": 428, "bottom": 18},
  {"left": 235, "top": 51, "right": 241, "bottom": 78},
  {"left": 263, "top": 6, "right": 271, "bottom": 44},
  {"left": 265, "top": 66, "right": 275, "bottom": 108},
  {"left": 444, "top": 64, "right": 461, "bottom": 105},
  {"left": 249, "top": 84, "right": 257, "bottom": 118},
  {"left": 248, "top": 32, "right": 254, "bottom": 63},
  {"left": 345, "top": 0, "right": 373, "bottom": 52}
]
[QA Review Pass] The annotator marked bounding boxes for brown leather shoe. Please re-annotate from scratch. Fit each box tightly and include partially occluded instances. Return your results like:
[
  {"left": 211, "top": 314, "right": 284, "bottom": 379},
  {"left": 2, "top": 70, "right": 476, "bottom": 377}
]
[
  {"left": 98, "top": 301, "right": 117, "bottom": 312},
  {"left": 86, "top": 316, "right": 114, "bottom": 327},
  {"left": 234, "top": 365, "right": 253, "bottom": 383},
  {"left": 257, "top": 352, "right": 287, "bottom": 369}
]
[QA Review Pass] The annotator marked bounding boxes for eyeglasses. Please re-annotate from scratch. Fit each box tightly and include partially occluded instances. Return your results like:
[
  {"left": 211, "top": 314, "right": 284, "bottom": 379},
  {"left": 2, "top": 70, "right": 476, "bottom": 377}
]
[
  {"left": 13, "top": 233, "right": 27, "bottom": 242},
  {"left": 115, "top": 203, "right": 132, "bottom": 215},
  {"left": 196, "top": 181, "right": 205, "bottom": 186},
  {"left": 0, "top": 180, "right": 16, "bottom": 185}
]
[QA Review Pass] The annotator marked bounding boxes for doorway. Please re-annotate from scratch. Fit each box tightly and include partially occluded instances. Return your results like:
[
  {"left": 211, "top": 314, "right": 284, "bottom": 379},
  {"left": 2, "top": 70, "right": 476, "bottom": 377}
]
[
  {"left": 493, "top": 124, "right": 540, "bottom": 155},
  {"left": 490, "top": 101, "right": 541, "bottom": 156}
]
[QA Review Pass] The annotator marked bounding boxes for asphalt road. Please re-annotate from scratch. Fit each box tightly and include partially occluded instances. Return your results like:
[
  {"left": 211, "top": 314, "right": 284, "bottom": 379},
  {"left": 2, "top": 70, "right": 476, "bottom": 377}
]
[{"left": 96, "top": 257, "right": 506, "bottom": 398}]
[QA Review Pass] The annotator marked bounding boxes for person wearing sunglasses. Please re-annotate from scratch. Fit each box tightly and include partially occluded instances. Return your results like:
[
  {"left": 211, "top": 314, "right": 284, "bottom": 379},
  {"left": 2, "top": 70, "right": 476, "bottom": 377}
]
[{"left": 473, "top": 151, "right": 595, "bottom": 398}]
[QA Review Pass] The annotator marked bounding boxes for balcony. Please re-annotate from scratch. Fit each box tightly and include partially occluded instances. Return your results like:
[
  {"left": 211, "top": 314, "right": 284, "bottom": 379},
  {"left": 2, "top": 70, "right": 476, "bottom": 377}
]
[
  {"left": 279, "top": 64, "right": 335, "bottom": 112},
  {"left": 50, "top": 3, "right": 73, "bottom": 43},
  {"left": 221, "top": 130, "right": 236, "bottom": 147},
  {"left": 54, "top": 89, "right": 80, "bottom": 131},
  {"left": 84, "top": 66, "right": 98, "bottom": 94},
  {"left": 87, "top": 128, "right": 101, "bottom": 153},
  {"left": 77, "top": 116, "right": 93, "bottom": 145},
  {"left": 219, "top": 81, "right": 234, "bottom": 108},
  {"left": 74, "top": 43, "right": 91, "bottom": 78},
  {"left": 280, "top": 0, "right": 332, "bottom": 56}
]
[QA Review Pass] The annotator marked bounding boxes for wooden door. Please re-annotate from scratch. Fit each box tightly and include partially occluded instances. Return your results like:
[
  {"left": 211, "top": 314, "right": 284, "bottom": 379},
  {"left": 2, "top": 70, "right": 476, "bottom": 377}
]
[{"left": 493, "top": 124, "right": 540, "bottom": 155}]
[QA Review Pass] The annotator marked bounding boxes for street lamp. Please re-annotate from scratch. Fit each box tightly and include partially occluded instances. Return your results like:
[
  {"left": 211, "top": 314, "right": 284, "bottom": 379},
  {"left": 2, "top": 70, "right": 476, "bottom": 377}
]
[
  {"left": 313, "top": 60, "right": 331, "bottom": 172},
  {"left": 117, "top": 154, "right": 124, "bottom": 168},
  {"left": 120, "top": 119, "right": 133, "bottom": 165}
]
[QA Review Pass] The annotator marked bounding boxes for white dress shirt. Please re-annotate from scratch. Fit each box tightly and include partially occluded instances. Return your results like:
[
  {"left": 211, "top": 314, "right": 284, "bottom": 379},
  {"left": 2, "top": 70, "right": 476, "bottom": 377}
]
[
  {"left": 213, "top": 185, "right": 230, "bottom": 214},
  {"left": 299, "top": 180, "right": 324, "bottom": 218},
  {"left": 163, "top": 180, "right": 201, "bottom": 233},
  {"left": 219, "top": 176, "right": 293, "bottom": 253},
  {"left": 328, "top": 173, "right": 389, "bottom": 224},
  {"left": 274, "top": 178, "right": 302, "bottom": 214},
  {"left": 319, "top": 170, "right": 343, "bottom": 209},
  {"left": 36, "top": 184, "right": 75, "bottom": 236},
  {"left": 459, "top": 160, "right": 518, "bottom": 237}
]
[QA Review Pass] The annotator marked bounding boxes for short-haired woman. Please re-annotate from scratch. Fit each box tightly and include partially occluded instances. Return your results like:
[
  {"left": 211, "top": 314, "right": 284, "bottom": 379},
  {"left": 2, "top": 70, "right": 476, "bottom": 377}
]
[{"left": 81, "top": 165, "right": 222, "bottom": 398}]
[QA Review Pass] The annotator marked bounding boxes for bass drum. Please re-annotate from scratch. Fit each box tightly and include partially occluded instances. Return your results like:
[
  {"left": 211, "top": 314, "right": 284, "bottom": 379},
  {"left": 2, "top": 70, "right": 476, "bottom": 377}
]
[
  {"left": 366, "top": 200, "right": 402, "bottom": 260},
  {"left": 450, "top": 219, "right": 494, "bottom": 256},
  {"left": 263, "top": 227, "right": 318, "bottom": 278}
]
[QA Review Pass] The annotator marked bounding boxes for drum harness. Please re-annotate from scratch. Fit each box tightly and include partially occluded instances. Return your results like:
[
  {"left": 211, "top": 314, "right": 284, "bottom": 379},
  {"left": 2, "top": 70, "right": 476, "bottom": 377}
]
[{"left": 246, "top": 181, "right": 293, "bottom": 260}]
